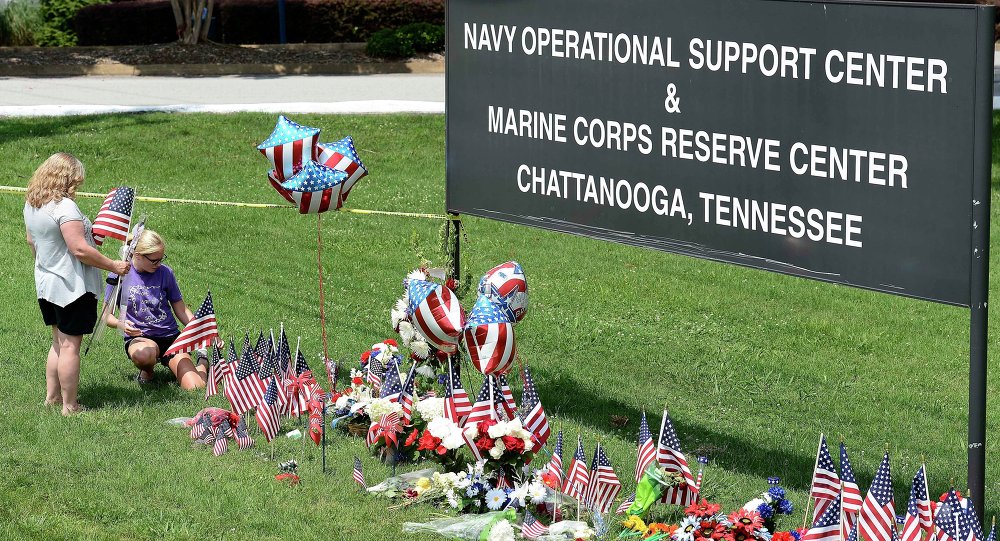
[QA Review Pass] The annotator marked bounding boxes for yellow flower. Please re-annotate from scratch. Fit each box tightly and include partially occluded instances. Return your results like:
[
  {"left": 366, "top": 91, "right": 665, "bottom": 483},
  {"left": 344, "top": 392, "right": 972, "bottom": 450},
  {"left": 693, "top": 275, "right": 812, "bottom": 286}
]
[
  {"left": 414, "top": 477, "right": 432, "bottom": 494},
  {"left": 623, "top": 515, "right": 648, "bottom": 535}
]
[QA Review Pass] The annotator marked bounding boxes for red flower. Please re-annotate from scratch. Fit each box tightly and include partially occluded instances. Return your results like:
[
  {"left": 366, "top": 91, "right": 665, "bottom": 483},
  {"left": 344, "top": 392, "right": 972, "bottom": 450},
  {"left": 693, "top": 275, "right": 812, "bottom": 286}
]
[
  {"left": 330, "top": 392, "right": 342, "bottom": 402},
  {"left": 540, "top": 471, "right": 560, "bottom": 489},
  {"left": 405, "top": 429, "right": 419, "bottom": 447},
  {"left": 772, "top": 533, "right": 794, "bottom": 541},
  {"left": 351, "top": 376, "right": 363, "bottom": 386},
  {"left": 417, "top": 430, "right": 441, "bottom": 452},
  {"left": 477, "top": 419, "right": 497, "bottom": 436},
  {"left": 360, "top": 351, "right": 371, "bottom": 363},
  {"left": 445, "top": 278, "right": 457, "bottom": 291},
  {"left": 383, "top": 339, "right": 398, "bottom": 347},
  {"left": 404, "top": 488, "right": 419, "bottom": 499},
  {"left": 501, "top": 435, "right": 525, "bottom": 454},
  {"left": 686, "top": 499, "right": 722, "bottom": 518},
  {"left": 475, "top": 436, "right": 495, "bottom": 451},
  {"left": 728, "top": 509, "right": 763, "bottom": 533},
  {"left": 695, "top": 520, "right": 724, "bottom": 541}
]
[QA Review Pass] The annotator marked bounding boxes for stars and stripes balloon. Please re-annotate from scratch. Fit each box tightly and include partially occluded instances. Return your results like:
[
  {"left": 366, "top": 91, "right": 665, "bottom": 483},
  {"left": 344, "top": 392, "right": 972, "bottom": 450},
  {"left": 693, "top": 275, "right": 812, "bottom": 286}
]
[
  {"left": 257, "top": 115, "right": 320, "bottom": 181},
  {"left": 257, "top": 116, "right": 368, "bottom": 214},
  {"left": 405, "top": 278, "right": 466, "bottom": 354},
  {"left": 478, "top": 261, "right": 529, "bottom": 323},
  {"left": 462, "top": 294, "right": 516, "bottom": 375}
]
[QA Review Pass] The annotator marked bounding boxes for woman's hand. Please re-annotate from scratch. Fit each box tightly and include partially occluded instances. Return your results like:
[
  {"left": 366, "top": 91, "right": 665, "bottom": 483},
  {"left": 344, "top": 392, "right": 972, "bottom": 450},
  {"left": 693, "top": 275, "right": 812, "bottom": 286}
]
[
  {"left": 112, "top": 260, "right": 130, "bottom": 276},
  {"left": 119, "top": 319, "right": 142, "bottom": 337}
]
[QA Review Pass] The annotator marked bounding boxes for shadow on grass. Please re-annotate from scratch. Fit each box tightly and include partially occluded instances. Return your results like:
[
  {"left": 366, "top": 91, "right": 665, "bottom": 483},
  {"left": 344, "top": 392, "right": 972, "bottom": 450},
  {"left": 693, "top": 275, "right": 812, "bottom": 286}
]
[{"left": 79, "top": 374, "right": 191, "bottom": 410}]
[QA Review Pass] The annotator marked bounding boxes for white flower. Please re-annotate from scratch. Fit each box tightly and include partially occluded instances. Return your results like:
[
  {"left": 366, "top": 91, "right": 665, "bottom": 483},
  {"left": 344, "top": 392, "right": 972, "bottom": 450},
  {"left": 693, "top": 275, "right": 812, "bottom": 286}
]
[
  {"left": 416, "top": 364, "right": 436, "bottom": 379},
  {"left": 675, "top": 517, "right": 699, "bottom": 541},
  {"left": 489, "top": 438, "right": 506, "bottom": 459},
  {"left": 367, "top": 398, "right": 402, "bottom": 419},
  {"left": 743, "top": 498, "right": 766, "bottom": 512},
  {"left": 410, "top": 340, "right": 430, "bottom": 359},
  {"left": 527, "top": 480, "right": 548, "bottom": 502},
  {"left": 573, "top": 526, "right": 596, "bottom": 540},
  {"left": 407, "top": 269, "right": 428, "bottom": 281},
  {"left": 445, "top": 489, "right": 460, "bottom": 509},
  {"left": 464, "top": 424, "right": 479, "bottom": 440},
  {"left": 334, "top": 395, "right": 350, "bottom": 409},
  {"left": 508, "top": 483, "right": 529, "bottom": 507},
  {"left": 485, "top": 488, "right": 507, "bottom": 511},
  {"left": 487, "top": 420, "right": 508, "bottom": 439},
  {"left": 398, "top": 321, "right": 416, "bottom": 344},
  {"left": 487, "top": 520, "right": 515, "bottom": 541},
  {"left": 418, "top": 397, "right": 445, "bottom": 421}
]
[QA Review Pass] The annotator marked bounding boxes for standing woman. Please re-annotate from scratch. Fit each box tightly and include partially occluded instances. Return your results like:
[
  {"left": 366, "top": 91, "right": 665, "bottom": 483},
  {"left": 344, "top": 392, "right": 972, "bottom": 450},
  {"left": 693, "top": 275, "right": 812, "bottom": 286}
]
[{"left": 24, "top": 153, "right": 130, "bottom": 416}]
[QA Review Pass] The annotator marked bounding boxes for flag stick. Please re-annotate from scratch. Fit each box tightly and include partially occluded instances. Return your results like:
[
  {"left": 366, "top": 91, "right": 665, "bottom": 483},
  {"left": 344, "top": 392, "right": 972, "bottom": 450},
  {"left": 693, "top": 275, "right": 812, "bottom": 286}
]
[
  {"left": 803, "top": 433, "right": 824, "bottom": 530},
  {"left": 85, "top": 205, "right": 138, "bottom": 355},
  {"left": 839, "top": 481, "right": 846, "bottom": 541},
  {"left": 316, "top": 214, "right": 330, "bottom": 363},
  {"left": 322, "top": 399, "right": 327, "bottom": 474}
]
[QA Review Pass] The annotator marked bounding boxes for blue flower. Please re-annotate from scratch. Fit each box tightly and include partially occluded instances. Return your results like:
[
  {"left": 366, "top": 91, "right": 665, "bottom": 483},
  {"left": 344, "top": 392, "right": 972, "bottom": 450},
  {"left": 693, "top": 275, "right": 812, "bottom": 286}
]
[
  {"left": 485, "top": 488, "right": 507, "bottom": 510},
  {"left": 437, "top": 373, "right": 448, "bottom": 384},
  {"left": 777, "top": 499, "right": 794, "bottom": 515},
  {"left": 466, "top": 485, "right": 480, "bottom": 497},
  {"left": 767, "top": 487, "right": 786, "bottom": 500},
  {"left": 757, "top": 502, "right": 775, "bottom": 519}
]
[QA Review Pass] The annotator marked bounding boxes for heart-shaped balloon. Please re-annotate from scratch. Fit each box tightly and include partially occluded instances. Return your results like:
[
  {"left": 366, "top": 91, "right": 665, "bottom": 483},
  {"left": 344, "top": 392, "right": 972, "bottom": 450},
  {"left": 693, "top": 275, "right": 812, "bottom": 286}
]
[
  {"left": 478, "top": 261, "right": 528, "bottom": 323},
  {"left": 405, "top": 279, "right": 466, "bottom": 353},
  {"left": 462, "top": 295, "right": 516, "bottom": 375}
]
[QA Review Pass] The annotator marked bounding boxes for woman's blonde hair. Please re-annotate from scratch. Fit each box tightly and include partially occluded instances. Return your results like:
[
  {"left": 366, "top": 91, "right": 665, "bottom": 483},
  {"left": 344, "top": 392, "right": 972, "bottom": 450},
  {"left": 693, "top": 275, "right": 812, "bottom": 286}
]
[
  {"left": 122, "top": 229, "right": 165, "bottom": 259},
  {"left": 25, "top": 153, "right": 86, "bottom": 208}
]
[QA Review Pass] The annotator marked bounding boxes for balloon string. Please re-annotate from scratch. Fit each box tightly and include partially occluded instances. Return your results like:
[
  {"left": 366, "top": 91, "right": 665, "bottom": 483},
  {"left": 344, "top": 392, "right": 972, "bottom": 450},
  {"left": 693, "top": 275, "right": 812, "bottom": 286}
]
[{"left": 317, "top": 214, "right": 330, "bottom": 364}]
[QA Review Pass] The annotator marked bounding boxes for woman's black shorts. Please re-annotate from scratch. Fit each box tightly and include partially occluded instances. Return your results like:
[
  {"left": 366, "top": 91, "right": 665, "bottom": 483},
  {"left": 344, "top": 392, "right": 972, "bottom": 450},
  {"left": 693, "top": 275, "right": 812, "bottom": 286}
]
[{"left": 38, "top": 293, "right": 98, "bottom": 336}]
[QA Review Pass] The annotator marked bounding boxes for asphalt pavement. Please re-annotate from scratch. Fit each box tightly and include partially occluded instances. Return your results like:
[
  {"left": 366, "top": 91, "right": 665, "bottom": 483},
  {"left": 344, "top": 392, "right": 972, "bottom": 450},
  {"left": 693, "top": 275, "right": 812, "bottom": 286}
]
[{"left": 0, "top": 73, "right": 445, "bottom": 116}]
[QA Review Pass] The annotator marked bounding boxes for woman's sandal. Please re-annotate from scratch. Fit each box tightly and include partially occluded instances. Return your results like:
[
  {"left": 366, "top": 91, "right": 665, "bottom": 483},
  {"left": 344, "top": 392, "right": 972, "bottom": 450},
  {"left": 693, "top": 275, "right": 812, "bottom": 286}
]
[{"left": 135, "top": 371, "right": 153, "bottom": 385}]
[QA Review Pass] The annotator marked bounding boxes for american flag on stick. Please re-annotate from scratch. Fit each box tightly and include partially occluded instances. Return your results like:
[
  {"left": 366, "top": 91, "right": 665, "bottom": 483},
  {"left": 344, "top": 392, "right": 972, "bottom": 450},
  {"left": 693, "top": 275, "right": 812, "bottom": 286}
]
[
  {"left": 443, "top": 356, "right": 471, "bottom": 424},
  {"left": 617, "top": 493, "right": 636, "bottom": 514},
  {"left": 204, "top": 344, "right": 225, "bottom": 400},
  {"left": 563, "top": 435, "right": 590, "bottom": 502},
  {"left": 521, "top": 510, "right": 549, "bottom": 539},
  {"left": 635, "top": 411, "right": 656, "bottom": 483},
  {"left": 547, "top": 430, "right": 564, "bottom": 486},
  {"left": 810, "top": 435, "right": 842, "bottom": 523},
  {"left": 841, "top": 442, "right": 864, "bottom": 537},
  {"left": 518, "top": 365, "right": 550, "bottom": 452},
  {"left": 225, "top": 337, "right": 266, "bottom": 415},
  {"left": 92, "top": 186, "right": 134, "bottom": 245},
  {"left": 656, "top": 408, "right": 697, "bottom": 506},
  {"left": 255, "top": 379, "right": 281, "bottom": 442},
  {"left": 496, "top": 372, "right": 517, "bottom": 419},
  {"left": 900, "top": 465, "right": 933, "bottom": 541},
  {"left": 934, "top": 489, "right": 963, "bottom": 541},
  {"left": 858, "top": 452, "right": 897, "bottom": 541},
  {"left": 399, "top": 362, "right": 417, "bottom": 424},
  {"left": 353, "top": 456, "right": 367, "bottom": 489},
  {"left": 803, "top": 492, "right": 842, "bottom": 541},
  {"left": 163, "top": 291, "right": 218, "bottom": 357},
  {"left": 212, "top": 423, "right": 229, "bottom": 456},
  {"left": 585, "top": 442, "right": 622, "bottom": 513}
]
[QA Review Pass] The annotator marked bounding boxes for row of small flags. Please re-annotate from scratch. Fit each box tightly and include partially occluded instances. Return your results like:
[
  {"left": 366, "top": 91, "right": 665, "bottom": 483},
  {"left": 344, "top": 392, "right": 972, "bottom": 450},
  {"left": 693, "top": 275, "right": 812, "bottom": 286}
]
[
  {"left": 805, "top": 434, "right": 992, "bottom": 541},
  {"left": 204, "top": 326, "right": 322, "bottom": 443}
]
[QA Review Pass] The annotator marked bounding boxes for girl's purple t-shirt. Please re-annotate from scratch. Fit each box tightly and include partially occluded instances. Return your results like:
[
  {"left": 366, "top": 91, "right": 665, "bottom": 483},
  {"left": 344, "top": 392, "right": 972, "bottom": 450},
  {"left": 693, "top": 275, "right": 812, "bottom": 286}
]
[{"left": 104, "top": 264, "right": 183, "bottom": 338}]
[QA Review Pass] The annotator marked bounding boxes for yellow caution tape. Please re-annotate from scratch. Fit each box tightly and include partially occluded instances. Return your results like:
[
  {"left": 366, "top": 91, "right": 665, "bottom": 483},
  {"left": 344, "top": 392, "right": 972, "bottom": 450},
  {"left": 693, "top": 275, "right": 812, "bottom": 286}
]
[{"left": 0, "top": 185, "right": 459, "bottom": 221}]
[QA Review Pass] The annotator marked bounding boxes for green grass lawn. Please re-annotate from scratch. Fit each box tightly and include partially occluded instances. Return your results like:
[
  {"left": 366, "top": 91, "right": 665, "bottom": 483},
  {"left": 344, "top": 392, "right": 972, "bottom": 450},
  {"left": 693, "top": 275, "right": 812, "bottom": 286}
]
[{"left": 1, "top": 112, "right": 998, "bottom": 540}]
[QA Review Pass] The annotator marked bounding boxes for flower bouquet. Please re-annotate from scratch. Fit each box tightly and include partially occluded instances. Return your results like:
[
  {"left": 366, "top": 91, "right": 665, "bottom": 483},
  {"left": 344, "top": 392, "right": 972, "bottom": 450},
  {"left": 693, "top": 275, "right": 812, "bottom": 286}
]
[
  {"left": 328, "top": 368, "right": 374, "bottom": 437},
  {"left": 741, "top": 481, "right": 794, "bottom": 534},
  {"left": 462, "top": 417, "right": 536, "bottom": 483},
  {"left": 622, "top": 498, "right": 802, "bottom": 541}
]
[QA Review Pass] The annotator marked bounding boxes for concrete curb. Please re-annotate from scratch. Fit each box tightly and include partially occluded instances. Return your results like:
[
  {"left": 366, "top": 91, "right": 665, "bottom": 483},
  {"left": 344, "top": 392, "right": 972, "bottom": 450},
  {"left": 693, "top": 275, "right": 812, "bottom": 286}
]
[{"left": 0, "top": 60, "right": 444, "bottom": 77}]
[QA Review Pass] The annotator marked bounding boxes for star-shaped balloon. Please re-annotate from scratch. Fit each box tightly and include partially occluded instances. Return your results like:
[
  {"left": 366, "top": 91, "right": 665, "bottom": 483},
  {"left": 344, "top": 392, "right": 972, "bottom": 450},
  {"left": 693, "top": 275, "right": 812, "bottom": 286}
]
[
  {"left": 317, "top": 135, "right": 368, "bottom": 205},
  {"left": 257, "top": 115, "right": 321, "bottom": 181}
]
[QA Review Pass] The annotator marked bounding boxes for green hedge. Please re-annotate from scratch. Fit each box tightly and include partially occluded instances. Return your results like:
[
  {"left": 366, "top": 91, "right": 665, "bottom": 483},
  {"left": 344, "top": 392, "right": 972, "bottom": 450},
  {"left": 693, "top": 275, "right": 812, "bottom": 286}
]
[{"left": 365, "top": 22, "right": 444, "bottom": 59}]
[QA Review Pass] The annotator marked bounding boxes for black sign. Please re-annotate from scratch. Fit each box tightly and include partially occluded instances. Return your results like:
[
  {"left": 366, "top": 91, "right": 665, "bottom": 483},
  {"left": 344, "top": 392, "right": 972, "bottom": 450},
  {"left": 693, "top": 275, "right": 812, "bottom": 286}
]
[{"left": 446, "top": 0, "right": 995, "bottom": 306}]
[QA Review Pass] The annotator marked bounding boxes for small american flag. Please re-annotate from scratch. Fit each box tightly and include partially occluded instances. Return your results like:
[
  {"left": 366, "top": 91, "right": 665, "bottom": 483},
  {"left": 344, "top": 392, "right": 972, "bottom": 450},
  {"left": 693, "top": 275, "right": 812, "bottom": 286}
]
[
  {"left": 656, "top": 409, "right": 697, "bottom": 506},
  {"left": 190, "top": 416, "right": 208, "bottom": 440},
  {"left": 276, "top": 327, "right": 291, "bottom": 378},
  {"left": 204, "top": 345, "right": 224, "bottom": 400},
  {"left": 635, "top": 411, "right": 656, "bottom": 483},
  {"left": 399, "top": 363, "right": 417, "bottom": 424},
  {"left": 983, "top": 517, "right": 995, "bottom": 541},
  {"left": 803, "top": 492, "right": 842, "bottom": 541},
  {"left": 563, "top": 435, "right": 590, "bottom": 502},
  {"left": 163, "top": 291, "right": 218, "bottom": 357},
  {"left": 92, "top": 186, "right": 134, "bottom": 245},
  {"left": 547, "top": 430, "right": 564, "bottom": 486},
  {"left": 695, "top": 456, "right": 708, "bottom": 490},
  {"left": 461, "top": 376, "right": 501, "bottom": 462},
  {"left": 443, "top": 356, "right": 471, "bottom": 423},
  {"left": 957, "top": 499, "right": 982, "bottom": 541},
  {"left": 353, "top": 456, "right": 367, "bottom": 489},
  {"left": 518, "top": 366, "right": 550, "bottom": 452},
  {"left": 496, "top": 373, "right": 517, "bottom": 419},
  {"left": 294, "top": 349, "right": 310, "bottom": 376},
  {"left": 841, "top": 441, "right": 864, "bottom": 537},
  {"left": 811, "top": 435, "right": 842, "bottom": 523},
  {"left": 255, "top": 380, "right": 281, "bottom": 442},
  {"left": 366, "top": 411, "right": 400, "bottom": 448},
  {"left": 233, "top": 418, "right": 254, "bottom": 450},
  {"left": 900, "top": 465, "right": 933, "bottom": 541},
  {"left": 522, "top": 510, "right": 549, "bottom": 539},
  {"left": 379, "top": 361, "right": 403, "bottom": 403},
  {"left": 366, "top": 355, "right": 384, "bottom": 389},
  {"left": 858, "top": 452, "right": 897, "bottom": 541},
  {"left": 934, "top": 489, "right": 963, "bottom": 541},
  {"left": 585, "top": 443, "right": 622, "bottom": 513},
  {"left": 617, "top": 492, "right": 636, "bottom": 514},
  {"left": 212, "top": 423, "right": 229, "bottom": 456},
  {"left": 223, "top": 339, "right": 264, "bottom": 415}
]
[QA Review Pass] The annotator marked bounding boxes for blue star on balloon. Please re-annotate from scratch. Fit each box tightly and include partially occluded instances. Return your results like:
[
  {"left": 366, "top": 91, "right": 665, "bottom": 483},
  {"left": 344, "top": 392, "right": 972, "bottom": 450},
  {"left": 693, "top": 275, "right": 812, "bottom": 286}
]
[
  {"left": 256, "top": 115, "right": 321, "bottom": 149},
  {"left": 280, "top": 161, "right": 347, "bottom": 193}
]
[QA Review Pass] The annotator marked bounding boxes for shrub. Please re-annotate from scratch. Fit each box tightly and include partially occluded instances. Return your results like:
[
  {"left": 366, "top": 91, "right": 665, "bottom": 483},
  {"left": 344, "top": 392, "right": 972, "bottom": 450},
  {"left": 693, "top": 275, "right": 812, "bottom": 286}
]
[
  {"left": 0, "top": 0, "right": 43, "bottom": 46},
  {"left": 75, "top": 0, "right": 176, "bottom": 45},
  {"left": 365, "top": 22, "right": 443, "bottom": 58},
  {"left": 36, "top": 0, "right": 108, "bottom": 46}
]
